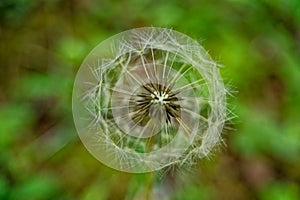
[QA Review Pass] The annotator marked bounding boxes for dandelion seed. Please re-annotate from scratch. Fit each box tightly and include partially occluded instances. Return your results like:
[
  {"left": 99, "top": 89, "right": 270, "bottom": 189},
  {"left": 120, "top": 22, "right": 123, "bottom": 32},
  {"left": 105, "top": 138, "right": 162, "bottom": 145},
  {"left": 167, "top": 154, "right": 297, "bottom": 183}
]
[{"left": 72, "top": 27, "right": 227, "bottom": 173}]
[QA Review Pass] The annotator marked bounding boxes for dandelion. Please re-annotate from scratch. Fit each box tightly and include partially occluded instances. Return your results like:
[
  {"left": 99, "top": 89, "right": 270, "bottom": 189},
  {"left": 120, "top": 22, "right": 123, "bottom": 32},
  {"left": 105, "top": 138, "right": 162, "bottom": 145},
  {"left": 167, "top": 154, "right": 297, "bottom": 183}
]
[{"left": 72, "top": 27, "right": 227, "bottom": 173}]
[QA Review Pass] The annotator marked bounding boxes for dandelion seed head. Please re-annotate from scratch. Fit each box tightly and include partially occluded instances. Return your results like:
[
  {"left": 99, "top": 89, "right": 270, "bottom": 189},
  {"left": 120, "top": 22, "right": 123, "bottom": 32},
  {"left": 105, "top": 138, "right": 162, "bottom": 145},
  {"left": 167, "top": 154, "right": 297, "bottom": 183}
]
[{"left": 72, "top": 27, "right": 227, "bottom": 173}]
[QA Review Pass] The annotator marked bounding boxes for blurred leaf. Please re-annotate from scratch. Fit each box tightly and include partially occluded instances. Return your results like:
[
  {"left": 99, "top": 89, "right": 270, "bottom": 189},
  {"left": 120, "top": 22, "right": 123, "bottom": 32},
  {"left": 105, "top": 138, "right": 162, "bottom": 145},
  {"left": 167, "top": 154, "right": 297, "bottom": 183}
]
[
  {"left": 173, "top": 184, "right": 212, "bottom": 200},
  {"left": 260, "top": 181, "right": 300, "bottom": 200},
  {"left": 81, "top": 179, "right": 108, "bottom": 200},
  {"left": 150, "top": 2, "right": 184, "bottom": 26},
  {"left": 0, "top": 175, "right": 9, "bottom": 199},
  {"left": 0, "top": 0, "right": 35, "bottom": 25},
  {"left": 14, "top": 73, "right": 72, "bottom": 101},
  {"left": 11, "top": 174, "right": 60, "bottom": 200},
  {"left": 231, "top": 104, "right": 300, "bottom": 162},
  {"left": 0, "top": 103, "right": 33, "bottom": 149},
  {"left": 56, "top": 37, "right": 89, "bottom": 64}
]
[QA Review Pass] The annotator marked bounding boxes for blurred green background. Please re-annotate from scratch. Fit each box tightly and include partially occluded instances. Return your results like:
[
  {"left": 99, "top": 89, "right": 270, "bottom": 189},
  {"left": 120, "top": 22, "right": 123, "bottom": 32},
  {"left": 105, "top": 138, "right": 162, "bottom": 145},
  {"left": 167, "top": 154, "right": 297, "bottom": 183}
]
[{"left": 1, "top": 0, "right": 300, "bottom": 199}]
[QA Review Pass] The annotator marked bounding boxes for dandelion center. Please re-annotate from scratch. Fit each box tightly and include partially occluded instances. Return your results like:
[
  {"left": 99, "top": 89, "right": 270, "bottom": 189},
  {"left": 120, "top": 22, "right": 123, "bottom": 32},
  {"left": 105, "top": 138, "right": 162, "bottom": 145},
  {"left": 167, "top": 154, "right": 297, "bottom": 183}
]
[
  {"left": 152, "top": 91, "right": 169, "bottom": 105},
  {"left": 130, "top": 82, "right": 181, "bottom": 128}
]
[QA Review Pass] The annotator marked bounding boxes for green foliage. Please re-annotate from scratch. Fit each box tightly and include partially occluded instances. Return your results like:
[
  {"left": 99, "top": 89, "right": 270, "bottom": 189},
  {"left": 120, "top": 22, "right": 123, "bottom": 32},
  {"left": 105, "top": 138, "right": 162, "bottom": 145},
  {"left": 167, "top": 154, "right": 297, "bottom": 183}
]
[
  {"left": 11, "top": 174, "right": 60, "bottom": 200},
  {"left": 0, "top": 103, "right": 33, "bottom": 149},
  {"left": 0, "top": 175, "right": 9, "bottom": 199},
  {"left": 173, "top": 184, "right": 212, "bottom": 200},
  {"left": 232, "top": 104, "right": 300, "bottom": 162},
  {"left": 260, "top": 182, "right": 300, "bottom": 200}
]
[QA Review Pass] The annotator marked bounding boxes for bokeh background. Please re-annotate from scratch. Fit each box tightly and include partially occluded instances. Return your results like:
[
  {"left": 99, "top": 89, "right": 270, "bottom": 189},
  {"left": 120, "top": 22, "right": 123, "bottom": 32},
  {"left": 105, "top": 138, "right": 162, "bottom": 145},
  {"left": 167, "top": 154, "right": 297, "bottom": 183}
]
[{"left": 1, "top": 0, "right": 300, "bottom": 199}]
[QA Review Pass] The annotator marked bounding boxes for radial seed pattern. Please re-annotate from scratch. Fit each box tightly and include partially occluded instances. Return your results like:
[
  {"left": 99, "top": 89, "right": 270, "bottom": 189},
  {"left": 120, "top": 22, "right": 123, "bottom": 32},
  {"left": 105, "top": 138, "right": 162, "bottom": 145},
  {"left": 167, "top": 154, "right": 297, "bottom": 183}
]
[{"left": 72, "top": 27, "right": 227, "bottom": 173}]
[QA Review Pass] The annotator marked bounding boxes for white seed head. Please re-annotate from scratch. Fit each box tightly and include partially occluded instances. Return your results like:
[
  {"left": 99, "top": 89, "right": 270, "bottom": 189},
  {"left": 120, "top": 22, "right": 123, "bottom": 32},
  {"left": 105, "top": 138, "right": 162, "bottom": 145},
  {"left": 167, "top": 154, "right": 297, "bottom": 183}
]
[{"left": 72, "top": 27, "right": 227, "bottom": 173}]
